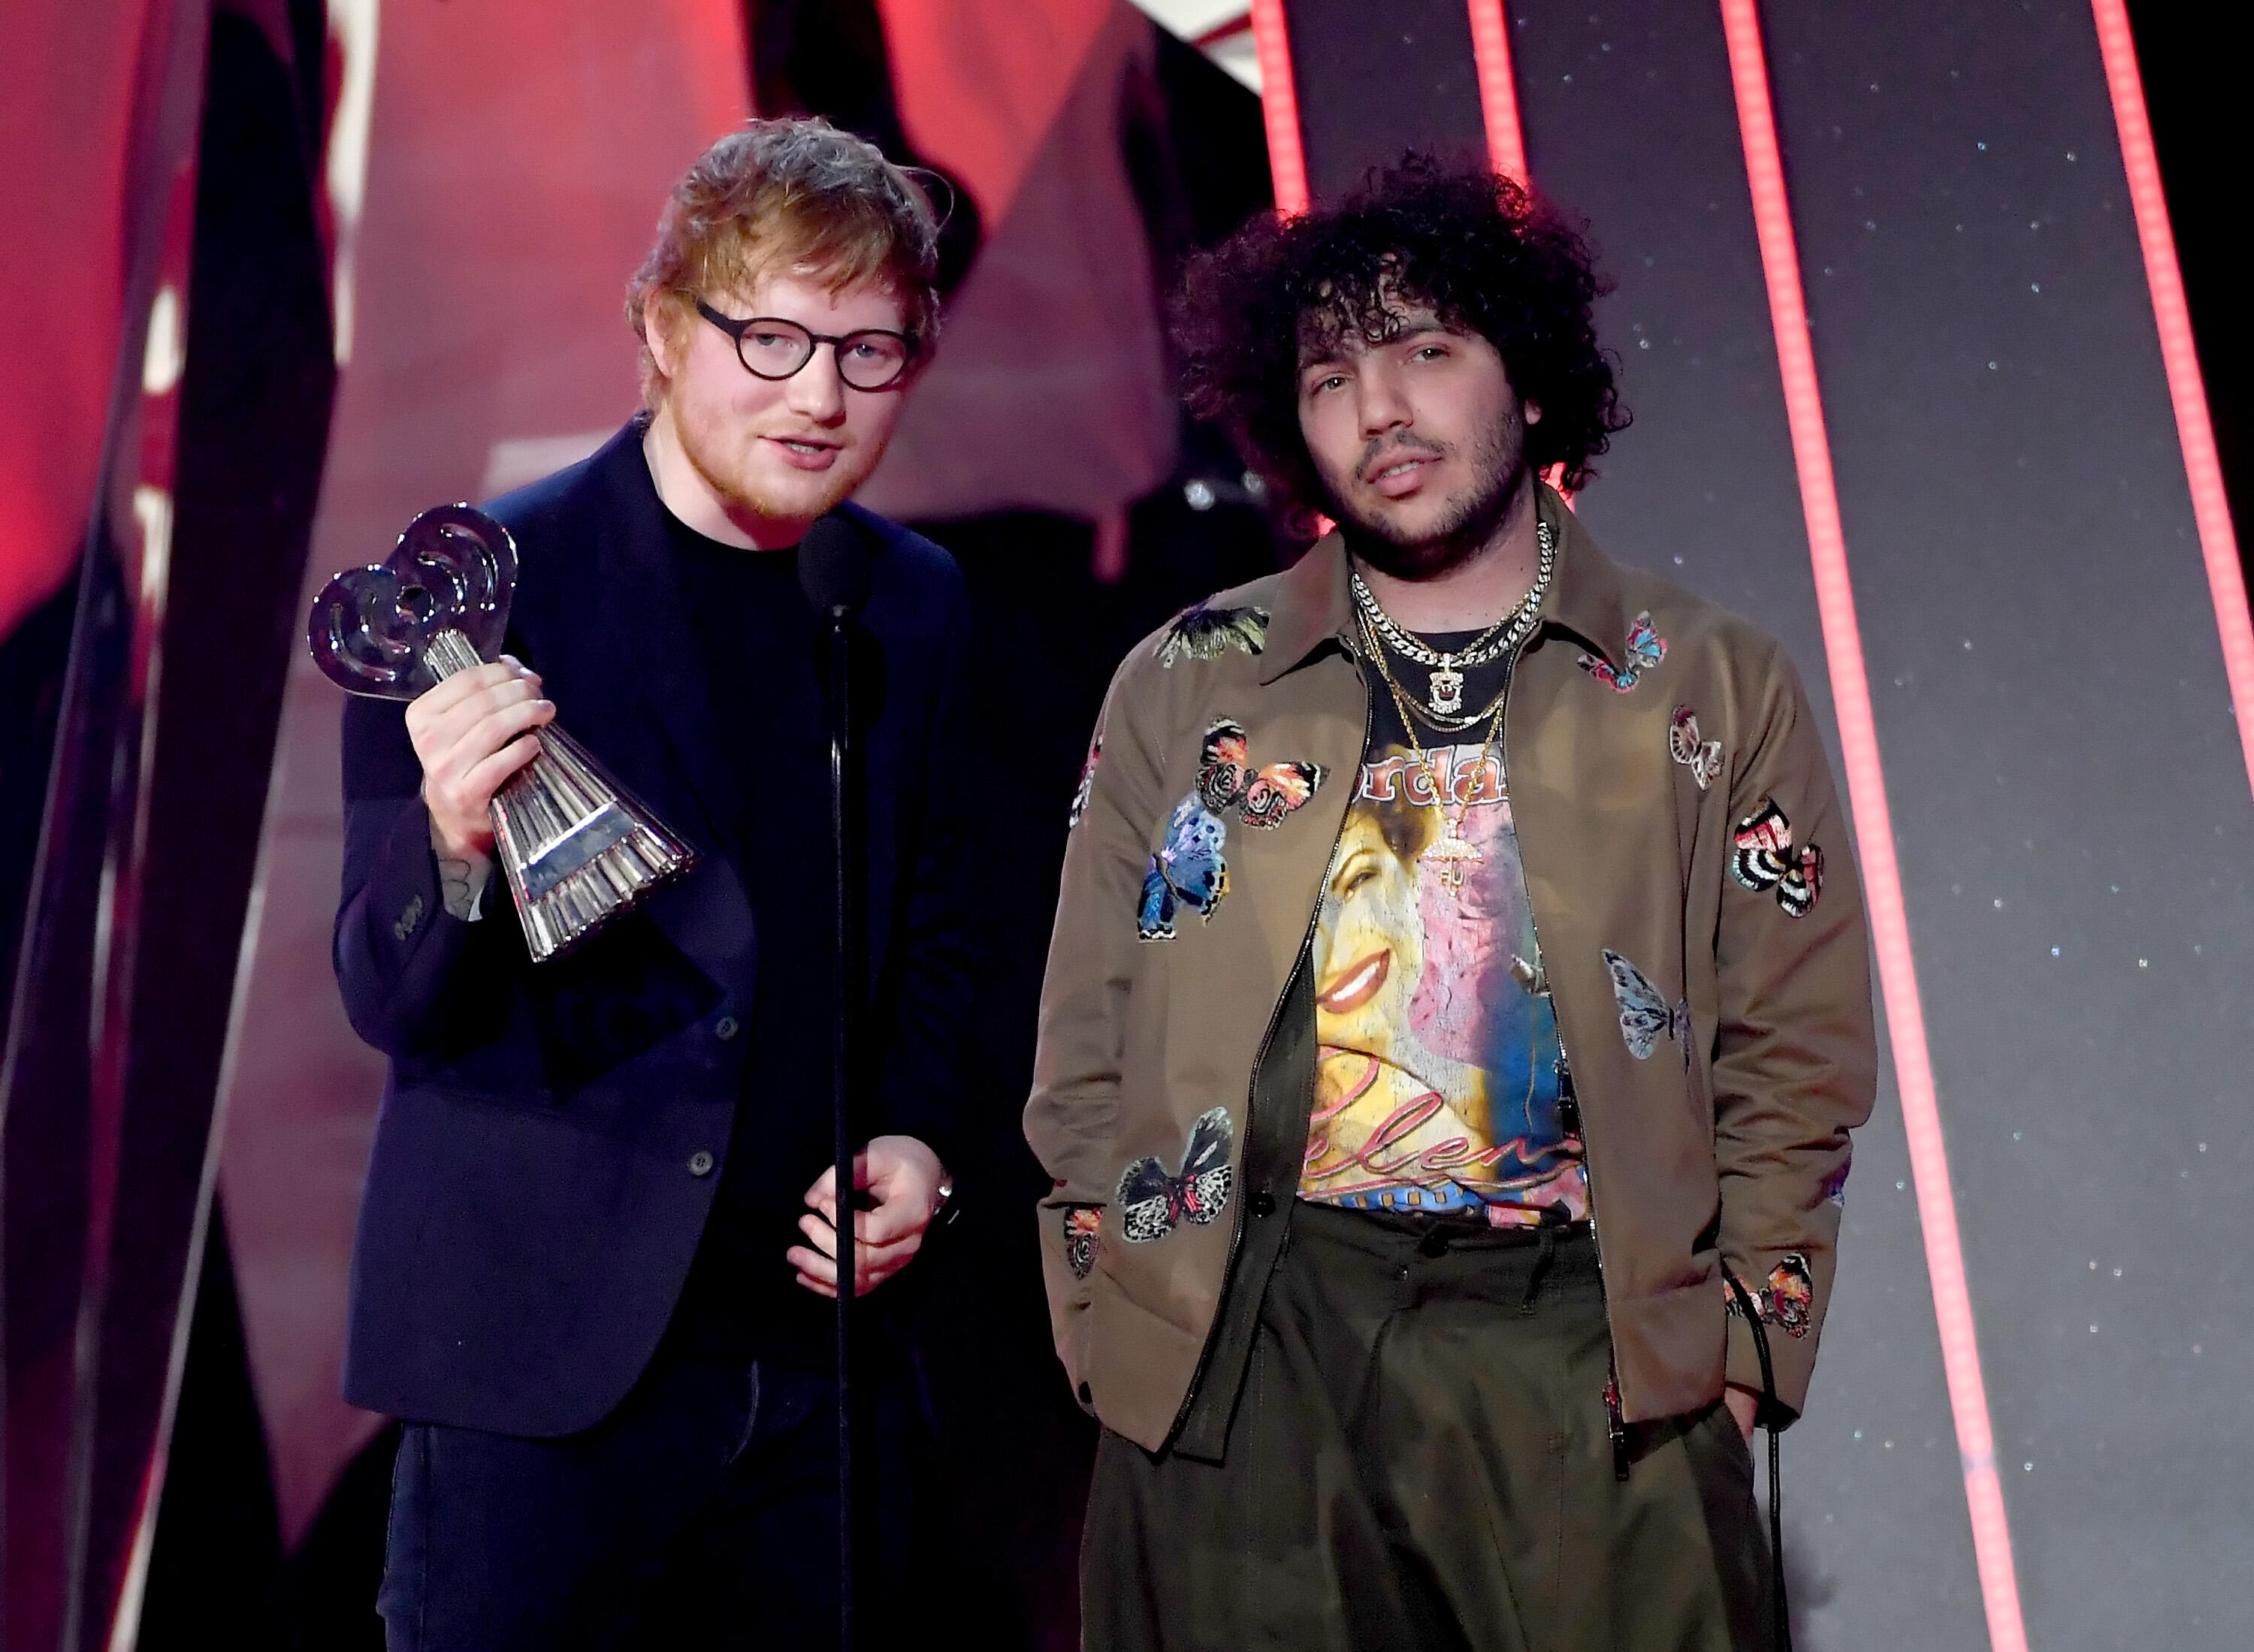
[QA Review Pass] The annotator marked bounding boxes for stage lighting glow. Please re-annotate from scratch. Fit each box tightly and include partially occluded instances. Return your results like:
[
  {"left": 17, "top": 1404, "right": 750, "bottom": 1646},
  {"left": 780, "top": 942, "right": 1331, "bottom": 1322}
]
[
  {"left": 2089, "top": 0, "right": 2254, "bottom": 805},
  {"left": 1716, "top": 6, "right": 2030, "bottom": 1651},
  {"left": 1246, "top": 0, "right": 1308, "bottom": 214},
  {"left": 1464, "top": 0, "right": 1527, "bottom": 185}
]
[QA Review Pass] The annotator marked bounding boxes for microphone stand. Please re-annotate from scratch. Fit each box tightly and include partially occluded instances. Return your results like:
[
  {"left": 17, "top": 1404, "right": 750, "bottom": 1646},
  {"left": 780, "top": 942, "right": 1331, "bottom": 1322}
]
[
  {"left": 825, "top": 598, "right": 865, "bottom": 1652},
  {"left": 803, "top": 510, "right": 874, "bottom": 1649}
]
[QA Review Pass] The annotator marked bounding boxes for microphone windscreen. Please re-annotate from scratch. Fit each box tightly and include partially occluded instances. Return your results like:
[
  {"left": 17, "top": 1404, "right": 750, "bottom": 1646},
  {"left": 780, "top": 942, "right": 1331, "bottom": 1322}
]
[{"left": 799, "top": 512, "right": 875, "bottom": 615}]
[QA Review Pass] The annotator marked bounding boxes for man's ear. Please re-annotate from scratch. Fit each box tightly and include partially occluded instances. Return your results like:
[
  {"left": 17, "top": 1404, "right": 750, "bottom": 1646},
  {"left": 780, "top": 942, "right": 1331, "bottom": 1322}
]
[{"left": 643, "top": 290, "right": 682, "bottom": 385}]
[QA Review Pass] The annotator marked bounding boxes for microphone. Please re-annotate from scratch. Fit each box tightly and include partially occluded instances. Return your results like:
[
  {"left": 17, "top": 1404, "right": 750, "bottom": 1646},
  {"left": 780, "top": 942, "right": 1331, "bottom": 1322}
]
[{"left": 799, "top": 512, "right": 875, "bottom": 616}]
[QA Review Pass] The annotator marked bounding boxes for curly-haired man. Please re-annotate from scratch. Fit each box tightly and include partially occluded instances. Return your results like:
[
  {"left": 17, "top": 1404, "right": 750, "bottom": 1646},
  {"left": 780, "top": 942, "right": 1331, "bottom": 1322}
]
[{"left": 1026, "top": 156, "right": 1876, "bottom": 1648}]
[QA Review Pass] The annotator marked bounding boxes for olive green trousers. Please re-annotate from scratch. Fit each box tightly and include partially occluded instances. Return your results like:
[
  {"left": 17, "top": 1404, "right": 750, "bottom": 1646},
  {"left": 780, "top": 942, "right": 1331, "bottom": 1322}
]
[{"left": 1082, "top": 1203, "right": 1772, "bottom": 1652}]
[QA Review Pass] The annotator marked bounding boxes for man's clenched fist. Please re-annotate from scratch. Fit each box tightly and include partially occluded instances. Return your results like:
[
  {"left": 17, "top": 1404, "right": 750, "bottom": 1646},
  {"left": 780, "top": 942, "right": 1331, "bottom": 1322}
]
[{"left": 406, "top": 656, "right": 554, "bottom": 862}]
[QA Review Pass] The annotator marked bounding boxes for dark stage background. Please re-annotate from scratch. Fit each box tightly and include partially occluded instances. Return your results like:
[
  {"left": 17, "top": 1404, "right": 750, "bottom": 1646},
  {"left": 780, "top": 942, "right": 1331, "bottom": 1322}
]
[
  {"left": 1504, "top": 6, "right": 2252, "bottom": 1647},
  {"left": 2, "top": 2, "right": 2246, "bottom": 1649}
]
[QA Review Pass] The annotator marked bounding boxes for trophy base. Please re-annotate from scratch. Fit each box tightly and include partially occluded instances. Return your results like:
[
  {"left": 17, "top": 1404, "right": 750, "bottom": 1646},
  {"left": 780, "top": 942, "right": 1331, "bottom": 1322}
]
[
  {"left": 490, "top": 726, "right": 696, "bottom": 962},
  {"left": 412, "top": 627, "right": 696, "bottom": 961}
]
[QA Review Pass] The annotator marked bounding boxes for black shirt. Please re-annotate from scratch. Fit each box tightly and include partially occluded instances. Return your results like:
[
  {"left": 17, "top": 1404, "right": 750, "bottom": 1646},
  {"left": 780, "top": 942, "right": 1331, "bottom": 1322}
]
[{"left": 660, "top": 506, "right": 847, "bottom": 1367}]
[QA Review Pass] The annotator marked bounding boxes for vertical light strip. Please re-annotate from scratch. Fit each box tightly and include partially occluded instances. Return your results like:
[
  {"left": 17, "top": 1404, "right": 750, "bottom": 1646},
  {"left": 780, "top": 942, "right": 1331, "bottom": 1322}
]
[
  {"left": 2089, "top": 0, "right": 2254, "bottom": 801},
  {"left": 1464, "top": 0, "right": 1528, "bottom": 183},
  {"left": 1246, "top": 0, "right": 1309, "bottom": 213},
  {"left": 1461, "top": 7, "right": 1569, "bottom": 507},
  {"left": 1714, "top": 6, "right": 2030, "bottom": 1650},
  {"left": 325, "top": 0, "right": 380, "bottom": 365}
]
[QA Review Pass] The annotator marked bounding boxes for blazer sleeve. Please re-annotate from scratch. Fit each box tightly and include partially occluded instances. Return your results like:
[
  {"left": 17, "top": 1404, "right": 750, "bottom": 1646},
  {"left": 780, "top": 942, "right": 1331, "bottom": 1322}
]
[
  {"left": 333, "top": 693, "right": 514, "bottom": 1057},
  {"left": 1022, "top": 646, "right": 1170, "bottom": 1379},
  {"left": 1710, "top": 641, "right": 1878, "bottom": 1423}
]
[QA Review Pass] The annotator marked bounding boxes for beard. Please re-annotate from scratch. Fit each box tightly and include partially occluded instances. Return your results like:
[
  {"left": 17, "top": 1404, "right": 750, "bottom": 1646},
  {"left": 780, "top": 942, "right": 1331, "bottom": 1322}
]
[
  {"left": 1321, "top": 405, "right": 1530, "bottom": 582},
  {"left": 671, "top": 395, "right": 866, "bottom": 527}
]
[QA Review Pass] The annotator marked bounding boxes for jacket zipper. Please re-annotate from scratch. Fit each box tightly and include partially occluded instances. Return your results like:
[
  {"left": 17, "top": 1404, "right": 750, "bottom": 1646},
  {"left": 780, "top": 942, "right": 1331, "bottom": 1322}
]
[
  {"left": 1501, "top": 622, "right": 1632, "bottom": 1481},
  {"left": 1162, "top": 642, "right": 1374, "bottom": 1445}
]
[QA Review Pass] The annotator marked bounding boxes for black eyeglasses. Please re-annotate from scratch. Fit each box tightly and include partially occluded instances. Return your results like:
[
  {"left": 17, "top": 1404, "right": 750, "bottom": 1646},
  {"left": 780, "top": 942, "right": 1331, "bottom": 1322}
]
[{"left": 694, "top": 300, "right": 917, "bottom": 391}]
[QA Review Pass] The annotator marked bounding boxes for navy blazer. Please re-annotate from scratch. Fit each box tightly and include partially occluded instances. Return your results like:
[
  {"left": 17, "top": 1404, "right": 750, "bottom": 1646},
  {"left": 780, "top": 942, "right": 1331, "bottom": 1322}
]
[{"left": 335, "top": 421, "right": 977, "bottom": 1436}]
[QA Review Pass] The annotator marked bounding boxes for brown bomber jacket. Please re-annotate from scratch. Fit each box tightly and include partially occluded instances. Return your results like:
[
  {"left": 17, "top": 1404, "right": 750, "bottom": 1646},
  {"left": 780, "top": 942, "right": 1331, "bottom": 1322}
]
[{"left": 1025, "top": 484, "right": 1876, "bottom": 1459}]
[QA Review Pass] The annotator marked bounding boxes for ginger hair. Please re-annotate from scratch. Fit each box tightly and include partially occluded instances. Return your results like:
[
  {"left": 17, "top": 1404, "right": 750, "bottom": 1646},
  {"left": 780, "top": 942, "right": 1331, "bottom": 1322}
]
[{"left": 627, "top": 118, "right": 940, "bottom": 408}]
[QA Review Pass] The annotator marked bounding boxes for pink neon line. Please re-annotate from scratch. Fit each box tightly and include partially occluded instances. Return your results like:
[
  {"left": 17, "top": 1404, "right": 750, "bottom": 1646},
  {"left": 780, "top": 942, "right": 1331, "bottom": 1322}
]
[
  {"left": 1714, "top": 6, "right": 2030, "bottom": 1650},
  {"left": 2089, "top": 0, "right": 2254, "bottom": 802},
  {"left": 1464, "top": 0, "right": 1529, "bottom": 183},
  {"left": 1247, "top": 0, "right": 1310, "bottom": 215},
  {"left": 1459, "top": 11, "right": 1573, "bottom": 507}
]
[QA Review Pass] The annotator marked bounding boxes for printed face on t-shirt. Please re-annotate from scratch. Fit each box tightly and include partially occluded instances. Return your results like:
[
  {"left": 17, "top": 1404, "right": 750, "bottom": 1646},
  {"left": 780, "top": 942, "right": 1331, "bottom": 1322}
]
[{"left": 1316, "top": 811, "right": 1428, "bottom": 1051}]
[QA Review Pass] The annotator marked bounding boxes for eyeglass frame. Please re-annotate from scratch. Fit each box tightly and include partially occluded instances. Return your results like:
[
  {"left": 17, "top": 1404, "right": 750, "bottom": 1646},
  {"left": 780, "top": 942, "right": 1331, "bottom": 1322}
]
[{"left": 693, "top": 299, "right": 920, "bottom": 391}]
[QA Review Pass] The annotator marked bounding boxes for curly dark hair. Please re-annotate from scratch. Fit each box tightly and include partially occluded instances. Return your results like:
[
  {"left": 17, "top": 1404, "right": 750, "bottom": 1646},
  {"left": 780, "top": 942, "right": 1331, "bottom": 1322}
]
[{"left": 1171, "top": 154, "right": 1628, "bottom": 507}]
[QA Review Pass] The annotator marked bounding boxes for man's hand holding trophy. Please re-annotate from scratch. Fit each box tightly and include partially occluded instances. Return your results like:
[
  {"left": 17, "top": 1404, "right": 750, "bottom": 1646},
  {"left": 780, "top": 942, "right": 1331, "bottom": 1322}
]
[{"left": 310, "top": 503, "right": 693, "bottom": 960}]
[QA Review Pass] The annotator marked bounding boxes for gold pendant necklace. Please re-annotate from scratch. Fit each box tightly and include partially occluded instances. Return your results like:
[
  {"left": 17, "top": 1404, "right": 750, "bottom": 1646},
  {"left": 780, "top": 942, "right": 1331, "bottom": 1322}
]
[
  {"left": 1350, "top": 518, "right": 1555, "bottom": 721},
  {"left": 1428, "top": 797, "right": 1484, "bottom": 892},
  {"left": 1429, "top": 657, "right": 1466, "bottom": 717},
  {"left": 1358, "top": 610, "right": 1509, "bottom": 898}
]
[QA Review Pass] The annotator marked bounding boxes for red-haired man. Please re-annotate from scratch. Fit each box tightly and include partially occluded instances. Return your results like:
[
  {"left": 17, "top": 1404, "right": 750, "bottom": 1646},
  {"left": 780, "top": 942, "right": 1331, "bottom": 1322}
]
[{"left": 337, "top": 120, "right": 972, "bottom": 1647}]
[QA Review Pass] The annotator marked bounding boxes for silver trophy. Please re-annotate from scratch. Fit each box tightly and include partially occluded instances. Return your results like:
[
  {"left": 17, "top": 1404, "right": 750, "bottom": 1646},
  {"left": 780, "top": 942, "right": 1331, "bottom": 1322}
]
[{"left": 308, "top": 504, "right": 694, "bottom": 962}]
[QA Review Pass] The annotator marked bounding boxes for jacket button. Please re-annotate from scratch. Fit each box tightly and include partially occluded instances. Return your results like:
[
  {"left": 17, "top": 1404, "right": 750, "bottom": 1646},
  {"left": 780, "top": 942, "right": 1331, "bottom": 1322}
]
[
  {"left": 1076, "top": 1382, "right": 1092, "bottom": 1406},
  {"left": 1252, "top": 1191, "right": 1276, "bottom": 1218},
  {"left": 687, "top": 1150, "right": 715, "bottom": 1176},
  {"left": 715, "top": 1016, "right": 740, "bottom": 1041}
]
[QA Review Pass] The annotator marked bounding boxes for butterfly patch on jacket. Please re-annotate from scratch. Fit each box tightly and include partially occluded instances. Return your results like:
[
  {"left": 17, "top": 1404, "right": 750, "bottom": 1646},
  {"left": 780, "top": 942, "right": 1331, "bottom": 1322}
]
[
  {"left": 1603, "top": 948, "right": 1691, "bottom": 1063},
  {"left": 1731, "top": 799, "right": 1823, "bottom": 917},
  {"left": 1138, "top": 797, "right": 1230, "bottom": 940},
  {"left": 1068, "top": 729, "right": 1102, "bottom": 829},
  {"left": 1061, "top": 1205, "right": 1104, "bottom": 1279},
  {"left": 1727, "top": 1253, "right": 1816, "bottom": 1339},
  {"left": 1156, "top": 602, "right": 1269, "bottom": 668},
  {"left": 1581, "top": 610, "right": 1666, "bottom": 693},
  {"left": 1116, "top": 1107, "right": 1234, "bottom": 1243},
  {"left": 1138, "top": 720, "right": 1324, "bottom": 941},
  {"left": 1668, "top": 705, "right": 1724, "bottom": 791},
  {"left": 1196, "top": 717, "right": 1323, "bottom": 829}
]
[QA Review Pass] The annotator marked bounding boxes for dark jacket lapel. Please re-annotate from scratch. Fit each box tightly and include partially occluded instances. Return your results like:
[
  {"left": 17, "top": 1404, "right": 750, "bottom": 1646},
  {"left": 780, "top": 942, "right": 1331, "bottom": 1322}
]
[
  {"left": 500, "top": 422, "right": 759, "bottom": 1000},
  {"left": 568, "top": 421, "right": 742, "bottom": 849}
]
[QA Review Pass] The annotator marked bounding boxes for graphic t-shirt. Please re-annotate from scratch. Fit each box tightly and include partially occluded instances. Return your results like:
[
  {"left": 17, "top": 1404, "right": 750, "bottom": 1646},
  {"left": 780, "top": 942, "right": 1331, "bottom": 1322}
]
[{"left": 1297, "top": 636, "right": 1590, "bottom": 1226}]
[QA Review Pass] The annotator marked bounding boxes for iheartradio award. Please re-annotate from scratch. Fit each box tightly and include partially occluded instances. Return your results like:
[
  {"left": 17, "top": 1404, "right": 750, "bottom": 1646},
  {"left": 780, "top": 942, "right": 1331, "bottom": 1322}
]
[{"left": 308, "top": 505, "right": 693, "bottom": 961}]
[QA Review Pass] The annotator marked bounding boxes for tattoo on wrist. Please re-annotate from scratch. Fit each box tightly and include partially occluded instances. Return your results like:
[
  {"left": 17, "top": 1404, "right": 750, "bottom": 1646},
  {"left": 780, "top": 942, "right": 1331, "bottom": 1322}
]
[{"left": 438, "top": 856, "right": 484, "bottom": 920}]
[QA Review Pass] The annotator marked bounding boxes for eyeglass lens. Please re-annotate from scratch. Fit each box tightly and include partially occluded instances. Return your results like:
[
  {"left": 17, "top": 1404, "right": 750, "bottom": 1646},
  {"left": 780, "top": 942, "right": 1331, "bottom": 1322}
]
[{"left": 736, "top": 319, "right": 911, "bottom": 391}]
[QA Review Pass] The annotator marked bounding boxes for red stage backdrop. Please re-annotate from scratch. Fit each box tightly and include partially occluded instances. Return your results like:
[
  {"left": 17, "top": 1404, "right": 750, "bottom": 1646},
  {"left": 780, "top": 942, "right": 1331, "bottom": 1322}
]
[
  {"left": 216, "top": 0, "right": 748, "bottom": 1547},
  {"left": 0, "top": 3, "right": 150, "bottom": 642}
]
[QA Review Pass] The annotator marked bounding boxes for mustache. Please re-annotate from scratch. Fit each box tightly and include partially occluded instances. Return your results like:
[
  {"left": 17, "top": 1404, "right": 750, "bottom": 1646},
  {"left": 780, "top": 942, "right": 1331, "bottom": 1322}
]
[{"left": 1358, "top": 434, "right": 1448, "bottom": 481}]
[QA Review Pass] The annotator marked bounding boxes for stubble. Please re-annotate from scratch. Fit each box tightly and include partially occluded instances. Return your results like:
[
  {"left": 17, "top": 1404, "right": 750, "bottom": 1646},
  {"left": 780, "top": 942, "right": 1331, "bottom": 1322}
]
[{"left": 1325, "top": 403, "right": 1530, "bottom": 583}]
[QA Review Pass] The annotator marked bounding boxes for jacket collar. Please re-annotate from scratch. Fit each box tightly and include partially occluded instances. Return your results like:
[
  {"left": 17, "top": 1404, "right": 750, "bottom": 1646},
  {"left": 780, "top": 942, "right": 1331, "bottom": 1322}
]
[
  {"left": 576, "top": 417, "right": 737, "bottom": 844},
  {"left": 1255, "top": 521, "right": 1354, "bottom": 685},
  {"left": 1533, "top": 485, "right": 1633, "bottom": 665},
  {"left": 1256, "top": 481, "right": 1632, "bottom": 684}
]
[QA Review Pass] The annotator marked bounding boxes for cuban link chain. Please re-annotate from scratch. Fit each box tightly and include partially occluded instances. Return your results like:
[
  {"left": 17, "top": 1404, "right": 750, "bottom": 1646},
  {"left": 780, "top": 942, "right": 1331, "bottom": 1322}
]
[{"left": 1349, "top": 517, "right": 1555, "bottom": 718}]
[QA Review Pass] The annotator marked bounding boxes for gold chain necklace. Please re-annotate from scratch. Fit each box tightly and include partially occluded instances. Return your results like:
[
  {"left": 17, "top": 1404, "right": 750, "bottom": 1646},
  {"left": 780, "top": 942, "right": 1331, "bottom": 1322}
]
[
  {"left": 1349, "top": 518, "right": 1555, "bottom": 717},
  {"left": 1357, "top": 609, "right": 1509, "bottom": 895},
  {"left": 1352, "top": 606, "right": 1511, "bottom": 736}
]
